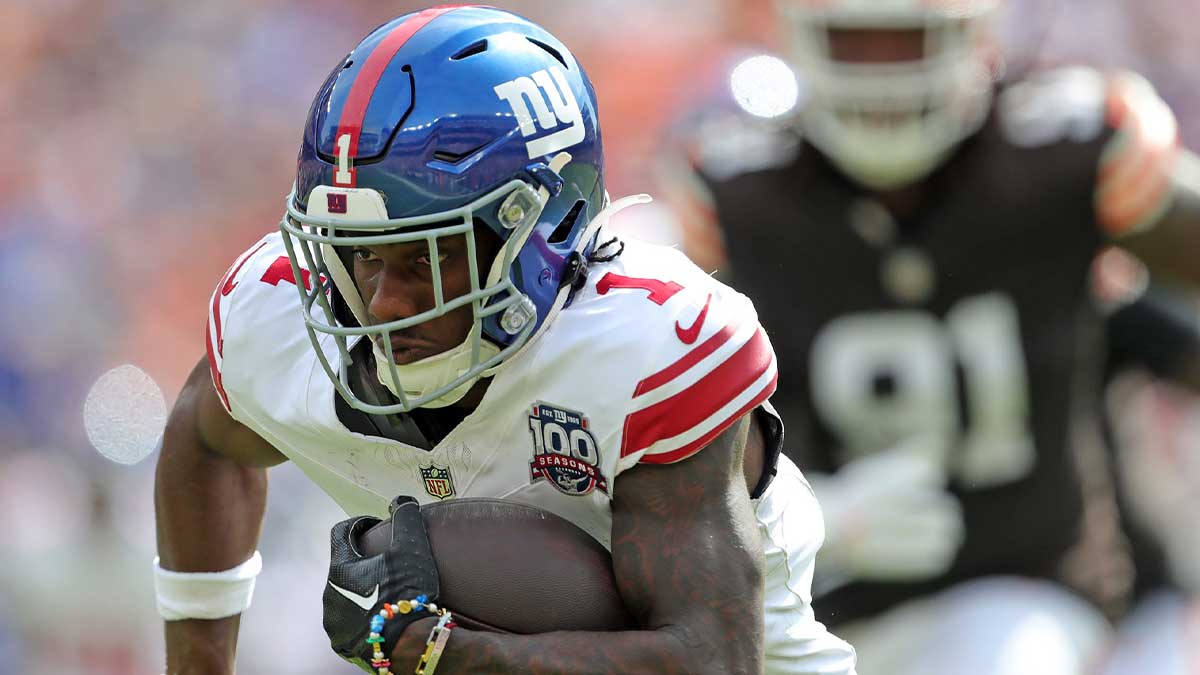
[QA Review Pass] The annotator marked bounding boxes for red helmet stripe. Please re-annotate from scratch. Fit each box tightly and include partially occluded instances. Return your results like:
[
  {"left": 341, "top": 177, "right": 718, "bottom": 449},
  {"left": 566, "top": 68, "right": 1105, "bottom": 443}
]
[{"left": 334, "top": 5, "right": 477, "bottom": 186}]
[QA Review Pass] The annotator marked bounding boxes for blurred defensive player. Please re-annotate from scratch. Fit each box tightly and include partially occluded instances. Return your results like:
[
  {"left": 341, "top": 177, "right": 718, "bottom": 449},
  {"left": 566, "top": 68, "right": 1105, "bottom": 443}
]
[
  {"left": 660, "top": 0, "right": 1200, "bottom": 672},
  {"left": 152, "top": 6, "right": 855, "bottom": 674}
]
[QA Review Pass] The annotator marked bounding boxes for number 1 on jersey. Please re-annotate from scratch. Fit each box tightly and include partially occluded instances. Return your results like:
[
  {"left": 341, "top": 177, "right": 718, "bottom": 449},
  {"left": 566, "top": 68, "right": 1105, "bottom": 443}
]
[{"left": 596, "top": 273, "right": 684, "bottom": 305}]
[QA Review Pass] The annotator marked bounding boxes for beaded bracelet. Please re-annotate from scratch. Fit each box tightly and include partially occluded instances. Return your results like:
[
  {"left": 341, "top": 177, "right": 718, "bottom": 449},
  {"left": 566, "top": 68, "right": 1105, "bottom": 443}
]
[{"left": 367, "top": 594, "right": 456, "bottom": 675}]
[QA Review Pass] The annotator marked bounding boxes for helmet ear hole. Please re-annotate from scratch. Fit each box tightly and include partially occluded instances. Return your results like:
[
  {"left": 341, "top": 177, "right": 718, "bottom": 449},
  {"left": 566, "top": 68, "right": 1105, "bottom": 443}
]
[{"left": 547, "top": 200, "right": 587, "bottom": 244}]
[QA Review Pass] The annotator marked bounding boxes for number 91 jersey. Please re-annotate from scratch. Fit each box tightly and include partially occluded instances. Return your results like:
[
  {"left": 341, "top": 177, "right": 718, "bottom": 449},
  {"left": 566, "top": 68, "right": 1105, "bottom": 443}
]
[{"left": 687, "top": 67, "right": 1181, "bottom": 624}]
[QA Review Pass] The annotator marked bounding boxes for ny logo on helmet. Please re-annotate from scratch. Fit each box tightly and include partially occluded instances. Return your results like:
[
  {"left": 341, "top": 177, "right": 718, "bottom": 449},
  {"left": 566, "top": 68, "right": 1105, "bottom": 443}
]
[{"left": 494, "top": 68, "right": 585, "bottom": 159}]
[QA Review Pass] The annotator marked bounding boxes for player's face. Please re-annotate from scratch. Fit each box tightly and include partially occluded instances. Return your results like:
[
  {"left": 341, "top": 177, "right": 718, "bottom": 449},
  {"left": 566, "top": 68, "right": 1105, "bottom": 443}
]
[
  {"left": 826, "top": 27, "right": 927, "bottom": 64},
  {"left": 349, "top": 230, "right": 500, "bottom": 365},
  {"left": 825, "top": 26, "right": 930, "bottom": 128}
]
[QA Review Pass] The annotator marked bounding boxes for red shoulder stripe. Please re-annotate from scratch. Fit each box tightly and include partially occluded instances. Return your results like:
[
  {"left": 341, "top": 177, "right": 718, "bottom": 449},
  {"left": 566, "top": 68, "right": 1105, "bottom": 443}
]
[
  {"left": 638, "top": 370, "right": 777, "bottom": 465},
  {"left": 633, "top": 322, "right": 738, "bottom": 397},
  {"left": 621, "top": 326, "right": 773, "bottom": 459}
]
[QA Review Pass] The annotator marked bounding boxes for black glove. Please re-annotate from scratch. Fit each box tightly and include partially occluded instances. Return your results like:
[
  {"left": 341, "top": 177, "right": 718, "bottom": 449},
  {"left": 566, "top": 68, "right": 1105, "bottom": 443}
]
[{"left": 323, "top": 496, "right": 441, "bottom": 669}]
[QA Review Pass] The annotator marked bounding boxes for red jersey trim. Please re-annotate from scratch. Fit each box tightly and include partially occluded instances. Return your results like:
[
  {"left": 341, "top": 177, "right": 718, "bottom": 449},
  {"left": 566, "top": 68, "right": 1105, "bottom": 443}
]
[
  {"left": 206, "top": 240, "right": 269, "bottom": 413},
  {"left": 205, "top": 319, "right": 230, "bottom": 413},
  {"left": 621, "top": 326, "right": 774, "bottom": 460},
  {"left": 633, "top": 322, "right": 738, "bottom": 397},
  {"left": 638, "top": 370, "right": 778, "bottom": 465}
]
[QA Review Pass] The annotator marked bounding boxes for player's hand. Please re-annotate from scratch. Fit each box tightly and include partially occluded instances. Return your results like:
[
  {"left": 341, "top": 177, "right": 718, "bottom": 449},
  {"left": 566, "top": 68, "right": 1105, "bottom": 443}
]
[
  {"left": 323, "top": 496, "right": 440, "bottom": 669},
  {"left": 810, "top": 444, "right": 965, "bottom": 583}
]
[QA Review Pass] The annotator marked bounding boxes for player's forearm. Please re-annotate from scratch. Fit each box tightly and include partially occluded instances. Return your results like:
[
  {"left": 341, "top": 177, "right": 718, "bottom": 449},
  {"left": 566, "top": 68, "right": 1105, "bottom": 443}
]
[
  {"left": 162, "top": 616, "right": 243, "bottom": 674},
  {"left": 396, "top": 624, "right": 739, "bottom": 675},
  {"left": 156, "top": 361, "right": 275, "bottom": 571},
  {"left": 155, "top": 442, "right": 266, "bottom": 672},
  {"left": 392, "top": 442, "right": 768, "bottom": 675},
  {"left": 154, "top": 427, "right": 268, "bottom": 574},
  {"left": 155, "top": 397, "right": 269, "bottom": 672}
]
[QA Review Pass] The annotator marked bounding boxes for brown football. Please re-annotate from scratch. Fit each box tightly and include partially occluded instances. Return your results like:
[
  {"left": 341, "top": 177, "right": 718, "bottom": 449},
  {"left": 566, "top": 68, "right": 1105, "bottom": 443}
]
[{"left": 358, "top": 498, "right": 635, "bottom": 633}]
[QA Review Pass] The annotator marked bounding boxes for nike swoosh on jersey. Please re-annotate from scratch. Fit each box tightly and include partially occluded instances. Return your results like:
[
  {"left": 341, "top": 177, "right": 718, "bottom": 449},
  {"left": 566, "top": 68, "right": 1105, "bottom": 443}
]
[
  {"left": 675, "top": 293, "right": 713, "bottom": 345},
  {"left": 328, "top": 581, "right": 379, "bottom": 611}
]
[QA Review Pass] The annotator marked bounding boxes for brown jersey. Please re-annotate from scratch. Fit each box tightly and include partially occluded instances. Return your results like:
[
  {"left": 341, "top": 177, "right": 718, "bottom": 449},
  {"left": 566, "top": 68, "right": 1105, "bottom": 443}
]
[{"left": 684, "top": 67, "right": 1180, "bottom": 625}]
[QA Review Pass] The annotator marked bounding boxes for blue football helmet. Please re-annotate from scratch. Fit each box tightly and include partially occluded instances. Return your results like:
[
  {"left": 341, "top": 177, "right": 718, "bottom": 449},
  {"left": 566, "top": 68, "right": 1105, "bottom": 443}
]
[{"left": 280, "top": 6, "right": 605, "bottom": 413}]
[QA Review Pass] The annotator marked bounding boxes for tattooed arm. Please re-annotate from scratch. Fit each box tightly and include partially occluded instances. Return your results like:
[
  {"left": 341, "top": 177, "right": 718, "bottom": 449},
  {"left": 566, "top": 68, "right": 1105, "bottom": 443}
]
[{"left": 392, "top": 413, "right": 767, "bottom": 675}]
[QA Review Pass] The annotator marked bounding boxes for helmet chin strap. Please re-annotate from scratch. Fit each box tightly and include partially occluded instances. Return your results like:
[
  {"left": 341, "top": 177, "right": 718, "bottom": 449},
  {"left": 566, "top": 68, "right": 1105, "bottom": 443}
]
[{"left": 372, "top": 323, "right": 499, "bottom": 408}]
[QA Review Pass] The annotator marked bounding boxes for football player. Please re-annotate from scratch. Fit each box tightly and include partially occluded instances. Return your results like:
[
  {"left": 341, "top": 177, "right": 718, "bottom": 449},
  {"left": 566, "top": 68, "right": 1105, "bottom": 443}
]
[
  {"left": 661, "top": 0, "right": 1200, "bottom": 672},
  {"left": 152, "top": 7, "right": 856, "bottom": 675}
]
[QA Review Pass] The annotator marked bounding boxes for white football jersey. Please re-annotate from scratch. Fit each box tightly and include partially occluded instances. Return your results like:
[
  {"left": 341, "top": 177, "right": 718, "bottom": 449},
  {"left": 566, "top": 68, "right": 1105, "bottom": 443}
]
[{"left": 206, "top": 228, "right": 856, "bottom": 674}]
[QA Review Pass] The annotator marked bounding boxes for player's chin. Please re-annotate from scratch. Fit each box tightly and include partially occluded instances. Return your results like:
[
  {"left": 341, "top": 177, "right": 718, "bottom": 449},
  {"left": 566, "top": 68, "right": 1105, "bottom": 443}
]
[
  {"left": 373, "top": 335, "right": 446, "bottom": 365},
  {"left": 383, "top": 347, "right": 440, "bottom": 365}
]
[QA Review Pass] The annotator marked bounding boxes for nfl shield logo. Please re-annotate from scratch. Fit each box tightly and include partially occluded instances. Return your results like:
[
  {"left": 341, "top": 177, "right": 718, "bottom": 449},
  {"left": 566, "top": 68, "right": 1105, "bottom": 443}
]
[{"left": 420, "top": 465, "right": 455, "bottom": 500}]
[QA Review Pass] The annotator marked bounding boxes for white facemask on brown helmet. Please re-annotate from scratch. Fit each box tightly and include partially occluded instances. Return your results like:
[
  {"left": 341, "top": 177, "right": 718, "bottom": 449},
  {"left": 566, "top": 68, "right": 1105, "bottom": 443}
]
[{"left": 776, "top": 0, "right": 1002, "bottom": 189}]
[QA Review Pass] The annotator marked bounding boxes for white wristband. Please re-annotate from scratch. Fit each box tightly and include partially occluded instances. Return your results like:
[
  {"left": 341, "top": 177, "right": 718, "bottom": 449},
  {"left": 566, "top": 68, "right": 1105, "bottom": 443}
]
[{"left": 154, "top": 551, "right": 263, "bottom": 621}]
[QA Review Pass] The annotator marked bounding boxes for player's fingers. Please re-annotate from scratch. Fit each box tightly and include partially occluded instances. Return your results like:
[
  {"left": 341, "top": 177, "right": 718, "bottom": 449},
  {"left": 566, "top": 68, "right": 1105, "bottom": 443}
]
[
  {"left": 861, "top": 501, "right": 964, "bottom": 554},
  {"left": 875, "top": 502, "right": 963, "bottom": 544},
  {"left": 331, "top": 515, "right": 381, "bottom": 558},
  {"left": 851, "top": 444, "right": 946, "bottom": 488},
  {"left": 866, "top": 508, "right": 959, "bottom": 541},
  {"left": 832, "top": 494, "right": 954, "bottom": 545},
  {"left": 858, "top": 542, "right": 959, "bottom": 578},
  {"left": 388, "top": 496, "right": 425, "bottom": 545},
  {"left": 868, "top": 524, "right": 961, "bottom": 559},
  {"left": 860, "top": 521, "right": 962, "bottom": 561},
  {"left": 862, "top": 488, "right": 962, "bottom": 525}
]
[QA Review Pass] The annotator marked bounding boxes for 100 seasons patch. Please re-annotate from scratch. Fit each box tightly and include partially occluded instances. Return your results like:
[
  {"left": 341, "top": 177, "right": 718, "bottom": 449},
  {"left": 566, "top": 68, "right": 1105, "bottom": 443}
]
[{"left": 528, "top": 402, "right": 608, "bottom": 496}]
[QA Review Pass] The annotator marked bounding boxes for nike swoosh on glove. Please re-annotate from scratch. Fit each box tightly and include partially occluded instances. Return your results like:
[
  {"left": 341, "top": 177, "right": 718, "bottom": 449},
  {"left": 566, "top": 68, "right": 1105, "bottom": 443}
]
[{"left": 323, "top": 496, "right": 440, "bottom": 669}]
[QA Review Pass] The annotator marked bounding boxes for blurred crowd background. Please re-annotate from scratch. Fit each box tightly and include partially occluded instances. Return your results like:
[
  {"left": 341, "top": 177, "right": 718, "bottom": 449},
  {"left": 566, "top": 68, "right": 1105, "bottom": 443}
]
[{"left": 0, "top": 0, "right": 1197, "bottom": 673}]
